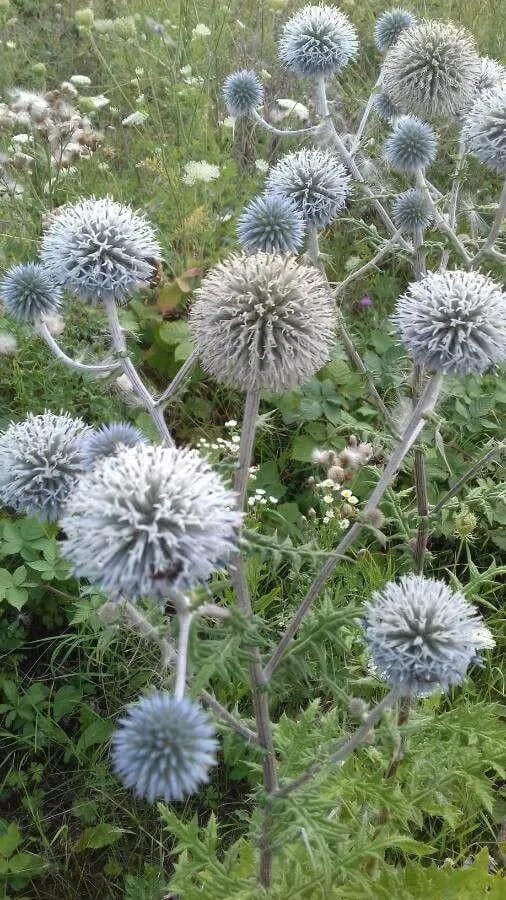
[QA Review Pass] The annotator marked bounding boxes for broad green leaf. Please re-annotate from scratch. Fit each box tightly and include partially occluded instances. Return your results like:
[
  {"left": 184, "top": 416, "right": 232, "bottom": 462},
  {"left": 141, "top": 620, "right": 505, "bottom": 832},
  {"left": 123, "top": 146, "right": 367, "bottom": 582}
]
[
  {"left": 0, "top": 822, "right": 22, "bottom": 858},
  {"left": 72, "top": 823, "right": 125, "bottom": 852}
]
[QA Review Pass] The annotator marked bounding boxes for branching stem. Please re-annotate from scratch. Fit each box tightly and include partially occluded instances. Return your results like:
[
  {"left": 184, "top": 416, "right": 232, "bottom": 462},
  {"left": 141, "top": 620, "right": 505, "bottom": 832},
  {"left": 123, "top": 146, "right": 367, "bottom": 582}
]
[{"left": 36, "top": 321, "right": 119, "bottom": 374}]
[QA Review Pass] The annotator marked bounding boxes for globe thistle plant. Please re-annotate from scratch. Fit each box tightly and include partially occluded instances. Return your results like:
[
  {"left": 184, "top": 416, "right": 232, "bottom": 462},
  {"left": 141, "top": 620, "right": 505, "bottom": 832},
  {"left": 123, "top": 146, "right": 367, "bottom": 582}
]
[
  {"left": 266, "top": 148, "right": 351, "bottom": 229},
  {"left": 392, "top": 269, "right": 506, "bottom": 374},
  {"left": 40, "top": 197, "right": 161, "bottom": 304},
  {"left": 61, "top": 443, "right": 241, "bottom": 601},
  {"left": 189, "top": 252, "right": 336, "bottom": 393},
  {"left": 222, "top": 70, "right": 264, "bottom": 117},
  {"left": 393, "top": 188, "right": 433, "bottom": 231},
  {"left": 0, "top": 411, "right": 89, "bottom": 521},
  {"left": 462, "top": 83, "right": 506, "bottom": 174},
  {"left": 384, "top": 115, "right": 437, "bottom": 173},
  {"left": 1, "top": 263, "right": 62, "bottom": 324},
  {"left": 111, "top": 691, "right": 217, "bottom": 802},
  {"left": 364, "top": 575, "right": 494, "bottom": 695},
  {"left": 237, "top": 193, "right": 306, "bottom": 253},
  {"left": 473, "top": 58, "right": 506, "bottom": 100},
  {"left": 374, "top": 91, "right": 401, "bottom": 123},
  {"left": 381, "top": 20, "right": 480, "bottom": 118},
  {"left": 80, "top": 422, "right": 146, "bottom": 470},
  {"left": 374, "top": 8, "right": 415, "bottom": 52},
  {"left": 278, "top": 5, "right": 358, "bottom": 77}
]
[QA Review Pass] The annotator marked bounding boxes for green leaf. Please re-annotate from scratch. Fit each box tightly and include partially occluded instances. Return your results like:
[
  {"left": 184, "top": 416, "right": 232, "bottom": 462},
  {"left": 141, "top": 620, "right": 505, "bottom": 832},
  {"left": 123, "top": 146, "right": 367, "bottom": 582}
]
[
  {"left": 76, "top": 718, "right": 112, "bottom": 756},
  {"left": 290, "top": 435, "right": 316, "bottom": 462},
  {"left": 0, "top": 822, "right": 22, "bottom": 858},
  {"left": 158, "top": 320, "right": 190, "bottom": 345},
  {"left": 72, "top": 823, "right": 125, "bottom": 852},
  {"left": 6, "top": 586, "right": 28, "bottom": 610},
  {"left": 53, "top": 685, "right": 83, "bottom": 721},
  {"left": 7, "top": 850, "right": 46, "bottom": 876}
]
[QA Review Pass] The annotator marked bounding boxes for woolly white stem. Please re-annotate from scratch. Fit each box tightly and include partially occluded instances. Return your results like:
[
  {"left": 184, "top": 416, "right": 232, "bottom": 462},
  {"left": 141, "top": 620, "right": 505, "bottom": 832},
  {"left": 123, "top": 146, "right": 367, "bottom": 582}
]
[
  {"left": 470, "top": 178, "right": 506, "bottom": 267},
  {"left": 251, "top": 108, "right": 318, "bottom": 137},
  {"left": 155, "top": 347, "right": 199, "bottom": 408},
  {"left": 36, "top": 321, "right": 119, "bottom": 374},
  {"left": 349, "top": 78, "right": 381, "bottom": 156},
  {"left": 417, "top": 173, "right": 472, "bottom": 267},
  {"left": 334, "top": 228, "right": 407, "bottom": 297},
  {"left": 439, "top": 138, "right": 467, "bottom": 273},
  {"left": 174, "top": 608, "right": 193, "bottom": 700}
]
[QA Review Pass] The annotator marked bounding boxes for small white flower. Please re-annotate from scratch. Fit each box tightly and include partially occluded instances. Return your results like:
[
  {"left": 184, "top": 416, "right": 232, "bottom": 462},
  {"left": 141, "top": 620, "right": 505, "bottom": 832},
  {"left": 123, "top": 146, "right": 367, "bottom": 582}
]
[
  {"left": 340, "top": 518, "right": 350, "bottom": 530},
  {"left": 259, "top": 497, "right": 267, "bottom": 505},
  {"left": 225, "top": 419, "right": 237, "bottom": 428},
  {"left": 255, "top": 488, "right": 266, "bottom": 496},
  {"left": 6, "top": 41, "right": 16, "bottom": 50},
  {"left": 122, "top": 110, "right": 148, "bottom": 126},
  {"left": 11, "top": 134, "right": 33, "bottom": 144},
  {"left": 231, "top": 435, "right": 241, "bottom": 444},
  {"left": 269, "top": 496, "right": 278, "bottom": 504},
  {"left": 348, "top": 495, "right": 359, "bottom": 505},
  {"left": 134, "top": 67, "right": 144, "bottom": 76},
  {"left": 182, "top": 160, "right": 220, "bottom": 185},
  {"left": 248, "top": 496, "right": 256, "bottom": 506},
  {"left": 254, "top": 158, "right": 269, "bottom": 174},
  {"left": 323, "top": 494, "right": 333, "bottom": 504},
  {"left": 83, "top": 94, "right": 110, "bottom": 111},
  {"left": 221, "top": 116, "right": 236, "bottom": 130},
  {"left": 192, "top": 23, "right": 211, "bottom": 37},
  {"left": 341, "top": 488, "right": 353, "bottom": 499},
  {"left": 0, "top": 331, "right": 18, "bottom": 355},
  {"left": 41, "top": 312, "right": 65, "bottom": 335},
  {"left": 323, "top": 509, "right": 335, "bottom": 522},
  {"left": 70, "top": 75, "right": 91, "bottom": 87},
  {"left": 272, "top": 98, "right": 310, "bottom": 123},
  {"left": 180, "top": 65, "right": 192, "bottom": 76}
]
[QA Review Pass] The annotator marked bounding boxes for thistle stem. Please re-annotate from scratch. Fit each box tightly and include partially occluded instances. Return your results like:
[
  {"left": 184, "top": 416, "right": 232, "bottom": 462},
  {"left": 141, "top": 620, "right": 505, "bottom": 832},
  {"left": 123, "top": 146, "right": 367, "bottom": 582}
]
[
  {"left": 469, "top": 178, "right": 506, "bottom": 267},
  {"left": 174, "top": 608, "right": 193, "bottom": 700},
  {"left": 251, "top": 108, "right": 319, "bottom": 137},
  {"left": 439, "top": 138, "right": 466, "bottom": 273},
  {"left": 155, "top": 347, "right": 199, "bottom": 408},
  {"left": 349, "top": 78, "right": 381, "bottom": 156},
  {"left": 429, "top": 440, "right": 505, "bottom": 516},
  {"left": 417, "top": 173, "right": 472, "bottom": 267},
  {"left": 36, "top": 321, "right": 119, "bottom": 374},
  {"left": 334, "top": 228, "right": 407, "bottom": 298}
]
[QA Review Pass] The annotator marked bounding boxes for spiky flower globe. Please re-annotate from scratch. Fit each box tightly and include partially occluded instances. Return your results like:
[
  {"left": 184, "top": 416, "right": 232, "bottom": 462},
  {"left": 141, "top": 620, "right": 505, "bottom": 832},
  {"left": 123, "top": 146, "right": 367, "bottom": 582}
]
[
  {"left": 374, "top": 8, "right": 415, "bottom": 52},
  {"left": 462, "top": 83, "right": 506, "bottom": 174},
  {"left": 111, "top": 692, "right": 217, "bottom": 802},
  {"left": 237, "top": 193, "right": 306, "bottom": 253},
  {"left": 381, "top": 20, "right": 480, "bottom": 118},
  {"left": 40, "top": 197, "right": 161, "bottom": 304},
  {"left": 384, "top": 115, "right": 437, "bottom": 173},
  {"left": 473, "top": 58, "right": 506, "bottom": 99},
  {"left": 392, "top": 269, "right": 506, "bottom": 374},
  {"left": 266, "top": 148, "right": 351, "bottom": 229},
  {"left": 364, "top": 575, "right": 494, "bottom": 695},
  {"left": 1, "top": 263, "right": 62, "bottom": 324},
  {"left": 61, "top": 443, "right": 241, "bottom": 601},
  {"left": 279, "top": 5, "right": 358, "bottom": 77},
  {"left": 374, "top": 91, "right": 401, "bottom": 122},
  {"left": 80, "top": 422, "right": 146, "bottom": 470},
  {"left": 222, "top": 70, "right": 264, "bottom": 117},
  {"left": 189, "top": 252, "right": 336, "bottom": 393},
  {"left": 0, "top": 411, "right": 89, "bottom": 521},
  {"left": 393, "top": 188, "right": 433, "bottom": 231}
]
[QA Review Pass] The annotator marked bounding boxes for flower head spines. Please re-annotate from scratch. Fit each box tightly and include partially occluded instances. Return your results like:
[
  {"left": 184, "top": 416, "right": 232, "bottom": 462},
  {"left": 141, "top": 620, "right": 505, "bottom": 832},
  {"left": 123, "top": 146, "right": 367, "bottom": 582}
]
[
  {"left": 364, "top": 574, "right": 494, "bottom": 694},
  {"left": 61, "top": 443, "right": 241, "bottom": 601},
  {"left": 266, "top": 147, "right": 351, "bottom": 229},
  {"left": 237, "top": 193, "right": 306, "bottom": 253},
  {"left": 462, "top": 83, "right": 506, "bottom": 174},
  {"left": 40, "top": 197, "right": 161, "bottom": 304},
  {"left": 381, "top": 20, "right": 480, "bottom": 118},
  {"left": 0, "top": 411, "right": 89, "bottom": 521},
  {"left": 80, "top": 422, "right": 147, "bottom": 470},
  {"left": 374, "top": 91, "right": 401, "bottom": 122},
  {"left": 384, "top": 115, "right": 437, "bottom": 173},
  {"left": 374, "top": 8, "right": 415, "bottom": 52},
  {"left": 222, "top": 70, "right": 263, "bottom": 117},
  {"left": 279, "top": 5, "right": 358, "bottom": 77},
  {"left": 112, "top": 692, "right": 217, "bottom": 802},
  {"left": 1, "top": 263, "right": 62, "bottom": 324},
  {"left": 393, "top": 188, "right": 433, "bottom": 231},
  {"left": 392, "top": 269, "right": 506, "bottom": 374},
  {"left": 189, "top": 252, "right": 336, "bottom": 393}
]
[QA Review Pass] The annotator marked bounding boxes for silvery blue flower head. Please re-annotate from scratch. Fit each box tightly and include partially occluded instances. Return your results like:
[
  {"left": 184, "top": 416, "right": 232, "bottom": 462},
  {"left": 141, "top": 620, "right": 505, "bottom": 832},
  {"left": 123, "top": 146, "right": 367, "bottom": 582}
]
[
  {"left": 1, "top": 263, "right": 62, "bottom": 324},
  {"left": 222, "top": 70, "right": 264, "bottom": 117},
  {"left": 392, "top": 269, "right": 506, "bottom": 375},
  {"left": 374, "top": 8, "right": 415, "bottom": 52},
  {"left": 266, "top": 147, "right": 351, "bottom": 229},
  {"left": 61, "top": 443, "right": 241, "bottom": 602},
  {"left": 381, "top": 20, "right": 480, "bottom": 118},
  {"left": 473, "top": 57, "right": 506, "bottom": 100},
  {"left": 279, "top": 5, "right": 358, "bottom": 77},
  {"left": 40, "top": 197, "right": 161, "bottom": 304},
  {"left": 374, "top": 91, "right": 401, "bottom": 123},
  {"left": 364, "top": 575, "right": 494, "bottom": 695},
  {"left": 237, "top": 193, "right": 306, "bottom": 253},
  {"left": 111, "top": 691, "right": 217, "bottom": 802},
  {"left": 189, "top": 252, "right": 336, "bottom": 393},
  {"left": 393, "top": 188, "right": 433, "bottom": 232},
  {"left": 462, "top": 83, "right": 506, "bottom": 174},
  {"left": 384, "top": 115, "right": 437, "bottom": 173},
  {"left": 80, "top": 422, "right": 147, "bottom": 470},
  {"left": 0, "top": 411, "right": 90, "bottom": 521}
]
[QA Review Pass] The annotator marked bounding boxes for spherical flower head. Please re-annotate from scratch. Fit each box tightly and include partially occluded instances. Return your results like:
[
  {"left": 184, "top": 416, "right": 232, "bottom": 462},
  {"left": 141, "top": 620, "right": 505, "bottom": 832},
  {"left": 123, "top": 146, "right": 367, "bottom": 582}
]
[
  {"left": 364, "top": 574, "right": 494, "bottom": 695},
  {"left": 40, "top": 197, "right": 161, "bottom": 304},
  {"left": 189, "top": 252, "right": 336, "bottom": 393},
  {"left": 222, "top": 70, "right": 263, "bottom": 117},
  {"left": 237, "top": 193, "right": 306, "bottom": 253},
  {"left": 266, "top": 147, "right": 351, "bottom": 229},
  {"left": 381, "top": 20, "right": 480, "bottom": 118},
  {"left": 0, "top": 411, "right": 89, "bottom": 521},
  {"left": 80, "top": 422, "right": 146, "bottom": 470},
  {"left": 374, "top": 8, "right": 415, "bottom": 52},
  {"left": 111, "top": 692, "right": 217, "bottom": 802},
  {"left": 374, "top": 91, "right": 401, "bottom": 123},
  {"left": 279, "top": 5, "right": 358, "bottom": 77},
  {"left": 393, "top": 188, "right": 433, "bottom": 231},
  {"left": 61, "top": 444, "right": 241, "bottom": 601},
  {"left": 384, "top": 115, "right": 437, "bottom": 173},
  {"left": 392, "top": 269, "right": 506, "bottom": 375},
  {"left": 462, "top": 83, "right": 506, "bottom": 174},
  {"left": 473, "top": 57, "right": 506, "bottom": 99},
  {"left": 1, "top": 263, "right": 62, "bottom": 324}
]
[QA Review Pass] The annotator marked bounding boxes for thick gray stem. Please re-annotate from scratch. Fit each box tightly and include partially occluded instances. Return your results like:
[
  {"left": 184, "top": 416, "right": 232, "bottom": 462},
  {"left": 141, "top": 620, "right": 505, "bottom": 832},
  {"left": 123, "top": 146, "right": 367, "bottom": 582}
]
[
  {"left": 155, "top": 347, "right": 199, "bottom": 408},
  {"left": 36, "top": 321, "right": 119, "bottom": 374}
]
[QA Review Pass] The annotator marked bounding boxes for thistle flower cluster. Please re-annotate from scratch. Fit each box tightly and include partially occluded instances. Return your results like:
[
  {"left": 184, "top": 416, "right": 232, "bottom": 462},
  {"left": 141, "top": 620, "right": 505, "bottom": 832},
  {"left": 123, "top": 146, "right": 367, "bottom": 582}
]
[
  {"left": 364, "top": 575, "right": 494, "bottom": 694},
  {"left": 373, "top": 91, "right": 400, "bottom": 123},
  {"left": 381, "top": 20, "right": 481, "bottom": 118},
  {"left": 111, "top": 691, "right": 217, "bottom": 802},
  {"left": 462, "top": 83, "right": 506, "bottom": 174},
  {"left": 266, "top": 148, "right": 351, "bottom": 229},
  {"left": 40, "top": 197, "right": 161, "bottom": 304},
  {"left": 392, "top": 270, "right": 506, "bottom": 375},
  {"left": 80, "top": 422, "right": 146, "bottom": 470},
  {"left": 189, "top": 252, "right": 336, "bottom": 393},
  {"left": 222, "top": 70, "right": 263, "bottom": 117},
  {"left": 1, "top": 263, "right": 62, "bottom": 324},
  {"left": 279, "top": 5, "right": 358, "bottom": 77},
  {"left": 384, "top": 115, "right": 437, "bottom": 173},
  {"left": 61, "top": 443, "right": 241, "bottom": 601},
  {"left": 374, "top": 8, "right": 415, "bottom": 52},
  {"left": 393, "top": 188, "right": 433, "bottom": 232},
  {"left": 0, "top": 411, "right": 89, "bottom": 521},
  {"left": 237, "top": 193, "right": 306, "bottom": 253}
]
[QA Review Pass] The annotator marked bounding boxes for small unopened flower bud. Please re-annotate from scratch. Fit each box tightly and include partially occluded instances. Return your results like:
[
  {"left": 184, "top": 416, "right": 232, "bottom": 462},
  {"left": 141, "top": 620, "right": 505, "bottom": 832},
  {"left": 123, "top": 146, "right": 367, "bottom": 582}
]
[
  {"left": 311, "top": 448, "right": 334, "bottom": 466},
  {"left": 341, "top": 503, "right": 356, "bottom": 517},
  {"left": 307, "top": 507, "right": 317, "bottom": 518},
  {"left": 348, "top": 696, "right": 369, "bottom": 721},
  {"left": 363, "top": 508, "right": 385, "bottom": 529},
  {"left": 328, "top": 464, "right": 346, "bottom": 483},
  {"left": 453, "top": 510, "right": 477, "bottom": 539},
  {"left": 75, "top": 7, "right": 94, "bottom": 27}
]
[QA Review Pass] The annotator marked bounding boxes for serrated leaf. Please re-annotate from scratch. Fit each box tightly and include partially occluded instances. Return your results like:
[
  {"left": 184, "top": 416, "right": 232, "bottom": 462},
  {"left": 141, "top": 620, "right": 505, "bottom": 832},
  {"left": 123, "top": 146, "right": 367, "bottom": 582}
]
[
  {"left": 72, "top": 823, "right": 125, "bottom": 852},
  {"left": 0, "top": 823, "right": 22, "bottom": 858}
]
